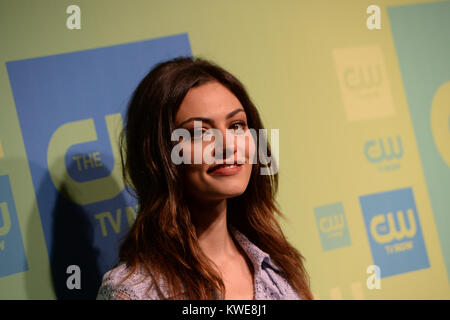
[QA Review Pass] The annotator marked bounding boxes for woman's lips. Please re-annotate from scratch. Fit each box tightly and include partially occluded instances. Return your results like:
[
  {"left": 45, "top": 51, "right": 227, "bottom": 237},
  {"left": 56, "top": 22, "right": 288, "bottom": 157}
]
[{"left": 207, "top": 164, "right": 243, "bottom": 176}]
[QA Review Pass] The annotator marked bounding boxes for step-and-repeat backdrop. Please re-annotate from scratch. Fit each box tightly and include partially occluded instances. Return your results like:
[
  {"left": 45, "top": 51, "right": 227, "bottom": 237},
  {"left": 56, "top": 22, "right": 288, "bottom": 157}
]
[{"left": 0, "top": 0, "right": 449, "bottom": 299}]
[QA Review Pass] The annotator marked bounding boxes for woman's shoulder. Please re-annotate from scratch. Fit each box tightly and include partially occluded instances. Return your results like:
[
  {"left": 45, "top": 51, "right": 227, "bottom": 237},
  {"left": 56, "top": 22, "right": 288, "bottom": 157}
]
[{"left": 96, "top": 262, "right": 165, "bottom": 300}]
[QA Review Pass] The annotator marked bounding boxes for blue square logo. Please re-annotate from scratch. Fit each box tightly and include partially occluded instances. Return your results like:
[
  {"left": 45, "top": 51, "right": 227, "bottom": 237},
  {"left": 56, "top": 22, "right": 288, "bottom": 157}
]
[
  {"left": 5, "top": 34, "right": 191, "bottom": 297},
  {"left": 359, "top": 187, "right": 429, "bottom": 278},
  {"left": 314, "top": 202, "right": 352, "bottom": 251},
  {"left": 0, "top": 175, "right": 28, "bottom": 277}
]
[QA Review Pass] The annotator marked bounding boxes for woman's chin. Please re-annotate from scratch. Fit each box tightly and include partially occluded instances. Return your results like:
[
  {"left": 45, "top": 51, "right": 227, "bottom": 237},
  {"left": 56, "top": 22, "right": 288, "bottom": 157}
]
[{"left": 208, "top": 186, "right": 247, "bottom": 199}]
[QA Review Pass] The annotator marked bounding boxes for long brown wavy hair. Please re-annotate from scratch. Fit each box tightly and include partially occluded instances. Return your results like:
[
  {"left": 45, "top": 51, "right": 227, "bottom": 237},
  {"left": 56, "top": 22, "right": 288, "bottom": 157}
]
[{"left": 118, "top": 56, "right": 313, "bottom": 300}]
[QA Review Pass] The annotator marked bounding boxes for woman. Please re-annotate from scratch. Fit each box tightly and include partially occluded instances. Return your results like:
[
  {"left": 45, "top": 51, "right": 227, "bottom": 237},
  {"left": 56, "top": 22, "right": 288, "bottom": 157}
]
[{"left": 96, "top": 57, "right": 313, "bottom": 300}]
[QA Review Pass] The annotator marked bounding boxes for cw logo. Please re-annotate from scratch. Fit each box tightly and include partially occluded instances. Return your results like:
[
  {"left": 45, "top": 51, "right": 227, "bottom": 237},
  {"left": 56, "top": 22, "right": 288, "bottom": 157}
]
[
  {"left": 319, "top": 214, "right": 345, "bottom": 238},
  {"left": 370, "top": 209, "right": 416, "bottom": 244},
  {"left": 0, "top": 174, "right": 28, "bottom": 276},
  {"left": 332, "top": 45, "right": 395, "bottom": 121},
  {"left": 364, "top": 136, "right": 403, "bottom": 163},
  {"left": 343, "top": 64, "right": 382, "bottom": 90},
  {"left": 0, "top": 202, "right": 11, "bottom": 248},
  {"left": 47, "top": 113, "right": 124, "bottom": 205}
]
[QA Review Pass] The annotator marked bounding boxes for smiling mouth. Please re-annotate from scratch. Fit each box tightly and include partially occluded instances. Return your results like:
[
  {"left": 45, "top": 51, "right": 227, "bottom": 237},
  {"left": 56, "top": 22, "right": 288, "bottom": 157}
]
[{"left": 207, "top": 163, "right": 243, "bottom": 176}]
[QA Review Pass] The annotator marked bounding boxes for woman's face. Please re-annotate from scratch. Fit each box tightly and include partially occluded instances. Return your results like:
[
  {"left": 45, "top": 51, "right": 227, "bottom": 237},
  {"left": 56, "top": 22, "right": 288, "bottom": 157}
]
[{"left": 174, "top": 81, "right": 255, "bottom": 202}]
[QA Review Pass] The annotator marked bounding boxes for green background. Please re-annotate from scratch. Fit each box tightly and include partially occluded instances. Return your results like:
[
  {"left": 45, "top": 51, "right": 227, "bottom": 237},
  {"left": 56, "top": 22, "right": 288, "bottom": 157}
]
[{"left": 0, "top": 0, "right": 449, "bottom": 299}]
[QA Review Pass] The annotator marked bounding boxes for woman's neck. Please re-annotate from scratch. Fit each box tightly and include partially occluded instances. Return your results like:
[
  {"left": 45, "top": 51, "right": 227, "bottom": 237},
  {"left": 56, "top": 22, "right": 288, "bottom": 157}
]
[{"left": 189, "top": 199, "right": 238, "bottom": 264}]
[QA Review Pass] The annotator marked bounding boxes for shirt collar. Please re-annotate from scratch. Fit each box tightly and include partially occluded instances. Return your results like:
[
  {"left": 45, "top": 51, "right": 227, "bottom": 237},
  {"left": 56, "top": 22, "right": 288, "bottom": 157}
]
[{"left": 230, "top": 226, "right": 281, "bottom": 273}]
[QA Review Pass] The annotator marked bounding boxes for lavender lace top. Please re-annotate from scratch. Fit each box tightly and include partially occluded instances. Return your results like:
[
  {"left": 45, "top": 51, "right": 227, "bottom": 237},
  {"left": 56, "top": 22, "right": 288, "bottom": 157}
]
[{"left": 96, "top": 227, "right": 301, "bottom": 300}]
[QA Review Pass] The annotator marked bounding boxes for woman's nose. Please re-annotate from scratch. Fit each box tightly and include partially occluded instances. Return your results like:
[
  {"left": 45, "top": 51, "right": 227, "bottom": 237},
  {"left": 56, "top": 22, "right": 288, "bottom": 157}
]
[{"left": 211, "top": 128, "right": 236, "bottom": 161}]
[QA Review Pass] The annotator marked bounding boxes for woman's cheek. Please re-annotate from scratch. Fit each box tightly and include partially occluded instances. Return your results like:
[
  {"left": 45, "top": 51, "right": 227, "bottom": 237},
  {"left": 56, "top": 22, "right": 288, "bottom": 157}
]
[{"left": 242, "top": 132, "right": 256, "bottom": 165}]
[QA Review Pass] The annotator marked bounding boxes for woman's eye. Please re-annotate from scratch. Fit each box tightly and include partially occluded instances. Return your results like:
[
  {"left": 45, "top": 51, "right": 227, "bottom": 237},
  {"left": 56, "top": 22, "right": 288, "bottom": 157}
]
[
  {"left": 191, "top": 128, "right": 208, "bottom": 139},
  {"left": 230, "top": 122, "right": 246, "bottom": 134}
]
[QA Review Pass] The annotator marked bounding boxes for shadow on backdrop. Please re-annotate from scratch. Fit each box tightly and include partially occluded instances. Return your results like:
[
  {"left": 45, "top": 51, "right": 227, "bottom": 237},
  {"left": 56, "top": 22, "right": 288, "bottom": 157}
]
[
  {"left": 30, "top": 156, "right": 127, "bottom": 299},
  {"left": 49, "top": 159, "right": 102, "bottom": 299}
]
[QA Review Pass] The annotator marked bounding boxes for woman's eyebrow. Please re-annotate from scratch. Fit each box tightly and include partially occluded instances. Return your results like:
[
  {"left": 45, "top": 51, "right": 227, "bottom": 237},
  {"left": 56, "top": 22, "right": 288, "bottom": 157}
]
[
  {"left": 177, "top": 117, "right": 213, "bottom": 127},
  {"left": 177, "top": 108, "right": 245, "bottom": 127},
  {"left": 225, "top": 108, "right": 245, "bottom": 119}
]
